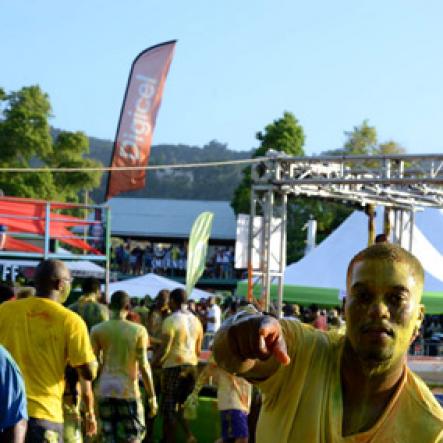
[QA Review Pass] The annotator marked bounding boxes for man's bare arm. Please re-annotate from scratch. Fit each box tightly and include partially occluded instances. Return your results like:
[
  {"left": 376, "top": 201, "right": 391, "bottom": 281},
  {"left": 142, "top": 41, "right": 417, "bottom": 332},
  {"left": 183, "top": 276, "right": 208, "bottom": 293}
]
[
  {"left": 195, "top": 325, "right": 203, "bottom": 358},
  {"left": 152, "top": 332, "right": 173, "bottom": 367},
  {"left": 136, "top": 345, "right": 158, "bottom": 417},
  {"left": 140, "top": 362, "right": 156, "bottom": 400},
  {"left": 212, "top": 315, "right": 290, "bottom": 381},
  {"left": 75, "top": 361, "right": 97, "bottom": 381},
  {"left": 79, "top": 378, "right": 97, "bottom": 437}
]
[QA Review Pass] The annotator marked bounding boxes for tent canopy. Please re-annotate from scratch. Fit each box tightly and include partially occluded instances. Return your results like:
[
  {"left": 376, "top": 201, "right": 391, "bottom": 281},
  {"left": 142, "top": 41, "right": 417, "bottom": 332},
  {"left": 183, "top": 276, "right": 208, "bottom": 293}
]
[{"left": 107, "top": 273, "right": 212, "bottom": 300}]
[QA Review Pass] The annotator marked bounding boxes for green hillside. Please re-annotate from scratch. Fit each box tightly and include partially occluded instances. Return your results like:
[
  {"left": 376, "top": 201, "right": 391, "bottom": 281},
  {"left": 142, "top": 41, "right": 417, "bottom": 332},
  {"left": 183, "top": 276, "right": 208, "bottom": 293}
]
[{"left": 86, "top": 135, "right": 253, "bottom": 203}]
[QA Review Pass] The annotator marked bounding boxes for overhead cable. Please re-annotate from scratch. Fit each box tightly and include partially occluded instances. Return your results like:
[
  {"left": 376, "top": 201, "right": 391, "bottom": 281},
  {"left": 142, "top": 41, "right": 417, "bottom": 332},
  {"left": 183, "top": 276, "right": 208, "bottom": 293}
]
[{"left": 0, "top": 157, "right": 268, "bottom": 173}]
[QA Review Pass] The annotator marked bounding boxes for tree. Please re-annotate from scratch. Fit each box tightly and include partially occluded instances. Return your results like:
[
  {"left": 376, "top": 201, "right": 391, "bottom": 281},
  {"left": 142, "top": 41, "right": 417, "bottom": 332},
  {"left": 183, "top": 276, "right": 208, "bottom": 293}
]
[
  {"left": 231, "top": 111, "right": 305, "bottom": 215},
  {"left": 255, "top": 111, "right": 305, "bottom": 157},
  {"left": 343, "top": 119, "right": 377, "bottom": 155},
  {"left": 325, "top": 120, "right": 405, "bottom": 156},
  {"left": 377, "top": 140, "right": 406, "bottom": 155},
  {"left": 231, "top": 112, "right": 312, "bottom": 263},
  {"left": 47, "top": 131, "right": 102, "bottom": 202},
  {"left": 0, "top": 85, "right": 102, "bottom": 202}
]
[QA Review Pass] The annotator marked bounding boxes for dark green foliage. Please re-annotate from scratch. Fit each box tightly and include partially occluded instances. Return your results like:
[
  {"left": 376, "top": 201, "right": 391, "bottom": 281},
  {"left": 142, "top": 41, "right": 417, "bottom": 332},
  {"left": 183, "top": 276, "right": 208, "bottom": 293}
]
[
  {"left": 255, "top": 111, "right": 305, "bottom": 157},
  {"left": 0, "top": 85, "right": 102, "bottom": 202},
  {"left": 231, "top": 112, "right": 306, "bottom": 215},
  {"left": 88, "top": 138, "right": 254, "bottom": 202}
]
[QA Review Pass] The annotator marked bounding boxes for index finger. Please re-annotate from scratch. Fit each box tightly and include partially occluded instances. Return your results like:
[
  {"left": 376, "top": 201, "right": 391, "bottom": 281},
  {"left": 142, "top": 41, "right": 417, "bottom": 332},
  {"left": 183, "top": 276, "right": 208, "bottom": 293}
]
[{"left": 258, "top": 320, "right": 290, "bottom": 365}]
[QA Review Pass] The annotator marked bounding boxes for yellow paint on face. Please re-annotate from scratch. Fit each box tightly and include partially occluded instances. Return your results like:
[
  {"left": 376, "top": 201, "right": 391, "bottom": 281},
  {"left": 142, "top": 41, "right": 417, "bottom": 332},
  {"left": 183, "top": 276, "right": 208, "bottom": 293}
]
[
  {"left": 345, "top": 259, "right": 424, "bottom": 372},
  {"left": 58, "top": 272, "right": 72, "bottom": 304}
]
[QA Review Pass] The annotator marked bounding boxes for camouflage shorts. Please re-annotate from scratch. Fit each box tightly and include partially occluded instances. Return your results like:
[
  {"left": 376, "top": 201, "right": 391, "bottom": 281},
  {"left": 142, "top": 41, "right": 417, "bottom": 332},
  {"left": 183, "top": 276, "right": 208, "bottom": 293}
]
[{"left": 98, "top": 397, "right": 145, "bottom": 443}]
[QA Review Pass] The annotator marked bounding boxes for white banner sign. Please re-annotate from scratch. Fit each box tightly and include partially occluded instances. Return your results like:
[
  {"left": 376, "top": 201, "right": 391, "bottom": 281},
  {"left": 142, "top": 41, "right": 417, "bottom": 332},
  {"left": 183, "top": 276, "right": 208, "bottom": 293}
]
[{"left": 235, "top": 214, "right": 283, "bottom": 272}]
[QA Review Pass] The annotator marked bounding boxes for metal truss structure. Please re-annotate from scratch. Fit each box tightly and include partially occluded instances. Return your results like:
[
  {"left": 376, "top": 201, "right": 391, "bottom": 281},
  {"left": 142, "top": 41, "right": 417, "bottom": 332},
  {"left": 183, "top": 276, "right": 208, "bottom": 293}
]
[{"left": 248, "top": 153, "right": 443, "bottom": 313}]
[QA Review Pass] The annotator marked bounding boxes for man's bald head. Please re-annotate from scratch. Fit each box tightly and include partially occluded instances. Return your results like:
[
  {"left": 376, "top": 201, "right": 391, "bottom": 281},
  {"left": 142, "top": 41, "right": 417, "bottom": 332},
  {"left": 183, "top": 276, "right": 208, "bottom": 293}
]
[{"left": 34, "top": 259, "right": 71, "bottom": 297}]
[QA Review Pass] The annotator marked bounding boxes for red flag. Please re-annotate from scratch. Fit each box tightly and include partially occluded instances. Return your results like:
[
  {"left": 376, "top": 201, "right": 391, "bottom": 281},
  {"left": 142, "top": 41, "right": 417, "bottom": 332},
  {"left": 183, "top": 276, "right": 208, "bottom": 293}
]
[{"left": 106, "top": 40, "right": 176, "bottom": 200}]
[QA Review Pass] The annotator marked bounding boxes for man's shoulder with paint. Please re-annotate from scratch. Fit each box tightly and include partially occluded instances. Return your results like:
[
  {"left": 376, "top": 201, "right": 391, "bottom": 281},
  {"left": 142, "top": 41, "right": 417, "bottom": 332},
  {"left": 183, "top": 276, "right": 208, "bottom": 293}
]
[{"left": 405, "top": 367, "right": 443, "bottom": 421}]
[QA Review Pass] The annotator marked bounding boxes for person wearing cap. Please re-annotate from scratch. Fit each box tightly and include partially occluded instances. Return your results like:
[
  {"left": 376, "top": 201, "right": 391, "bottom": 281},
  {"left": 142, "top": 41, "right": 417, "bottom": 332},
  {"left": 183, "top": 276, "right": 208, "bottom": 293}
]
[{"left": 213, "top": 243, "right": 443, "bottom": 442}]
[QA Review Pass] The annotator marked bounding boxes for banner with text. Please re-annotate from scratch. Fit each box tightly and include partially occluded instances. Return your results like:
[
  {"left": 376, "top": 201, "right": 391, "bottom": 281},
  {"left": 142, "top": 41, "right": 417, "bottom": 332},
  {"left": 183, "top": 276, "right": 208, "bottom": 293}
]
[
  {"left": 106, "top": 40, "right": 176, "bottom": 199},
  {"left": 186, "top": 212, "right": 214, "bottom": 296}
]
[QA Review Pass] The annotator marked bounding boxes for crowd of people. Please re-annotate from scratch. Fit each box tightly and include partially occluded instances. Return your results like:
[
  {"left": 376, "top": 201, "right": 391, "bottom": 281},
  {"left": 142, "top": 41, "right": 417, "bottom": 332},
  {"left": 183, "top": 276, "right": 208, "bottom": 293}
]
[
  {"left": 112, "top": 243, "right": 236, "bottom": 280},
  {"left": 0, "top": 242, "right": 442, "bottom": 442},
  {"left": 0, "top": 261, "right": 248, "bottom": 443}
]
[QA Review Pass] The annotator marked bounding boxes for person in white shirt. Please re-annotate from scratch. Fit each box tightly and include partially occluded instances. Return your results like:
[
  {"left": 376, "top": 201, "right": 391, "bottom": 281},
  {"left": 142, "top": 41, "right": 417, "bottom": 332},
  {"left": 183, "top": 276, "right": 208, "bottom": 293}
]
[
  {"left": 203, "top": 296, "right": 222, "bottom": 350},
  {"left": 206, "top": 296, "right": 221, "bottom": 334}
]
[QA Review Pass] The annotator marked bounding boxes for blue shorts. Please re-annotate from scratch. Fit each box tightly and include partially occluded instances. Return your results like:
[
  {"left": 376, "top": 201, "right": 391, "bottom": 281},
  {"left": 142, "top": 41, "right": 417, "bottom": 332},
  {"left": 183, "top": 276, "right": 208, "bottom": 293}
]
[{"left": 220, "top": 409, "right": 249, "bottom": 442}]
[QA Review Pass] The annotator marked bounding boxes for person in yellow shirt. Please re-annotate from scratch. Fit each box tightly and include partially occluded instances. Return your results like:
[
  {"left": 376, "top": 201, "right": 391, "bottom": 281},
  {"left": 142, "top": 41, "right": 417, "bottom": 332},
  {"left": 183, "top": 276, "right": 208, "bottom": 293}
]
[
  {"left": 90, "top": 290, "right": 157, "bottom": 443},
  {"left": 213, "top": 243, "right": 443, "bottom": 442},
  {"left": 154, "top": 288, "right": 203, "bottom": 443},
  {"left": 0, "top": 259, "right": 97, "bottom": 443}
]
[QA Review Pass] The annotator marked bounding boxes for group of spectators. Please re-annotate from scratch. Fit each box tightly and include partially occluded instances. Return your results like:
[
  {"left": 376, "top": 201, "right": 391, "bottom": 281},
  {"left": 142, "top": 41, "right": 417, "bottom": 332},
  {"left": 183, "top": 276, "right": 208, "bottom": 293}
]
[
  {"left": 410, "top": 314, "right": 443, "bottom": 357},
  {"left": 112, "top": 242, "right": 236, "bottom": 280},
  {"left": 0, "top": 260, "right": 249, "bottom": 443},
  {"left": 281, "top": 303, "right": 346, "bottom": 332},
  {"left": 113, "top": 243, "right": 187, "bottom": 277}
]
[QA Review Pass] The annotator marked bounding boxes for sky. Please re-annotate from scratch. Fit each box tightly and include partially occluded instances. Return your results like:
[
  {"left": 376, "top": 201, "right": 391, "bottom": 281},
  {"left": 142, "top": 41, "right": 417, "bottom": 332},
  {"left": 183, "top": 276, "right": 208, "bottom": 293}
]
[{"left": 2, "top": 0, "right": 443, "bottom": 156}]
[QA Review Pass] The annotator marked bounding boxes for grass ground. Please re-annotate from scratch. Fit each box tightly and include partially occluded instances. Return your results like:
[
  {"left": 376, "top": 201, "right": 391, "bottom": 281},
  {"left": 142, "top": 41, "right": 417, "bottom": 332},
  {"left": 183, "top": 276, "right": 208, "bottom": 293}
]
[{"left": 153, "top": 397, "right": 221, "bottom": 442}]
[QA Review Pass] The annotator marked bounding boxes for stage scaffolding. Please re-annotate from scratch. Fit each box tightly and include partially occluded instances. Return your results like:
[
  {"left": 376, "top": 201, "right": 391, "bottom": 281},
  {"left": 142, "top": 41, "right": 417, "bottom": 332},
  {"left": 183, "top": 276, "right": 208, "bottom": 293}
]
[{"left": 247, "top": 153, "right": 443, "bottom": 314}]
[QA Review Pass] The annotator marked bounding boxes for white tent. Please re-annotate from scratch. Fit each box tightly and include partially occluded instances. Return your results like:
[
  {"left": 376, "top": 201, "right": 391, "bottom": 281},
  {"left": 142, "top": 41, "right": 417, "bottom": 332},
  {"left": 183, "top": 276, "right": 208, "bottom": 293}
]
[
  {"left": 279, "top": 209, "right": 443, "bottom": 313},
  {"left": 415, "top": 208, "right": 443, "bottom": 253},
  {"left": 107, "top": 273, "right": 212, "bottom": 300},
  {"left": 284, "top": 209, "right": 443, "bottom": 293},
  {"left": 65, "top": 261, "right": 105, "bottom": 279}
]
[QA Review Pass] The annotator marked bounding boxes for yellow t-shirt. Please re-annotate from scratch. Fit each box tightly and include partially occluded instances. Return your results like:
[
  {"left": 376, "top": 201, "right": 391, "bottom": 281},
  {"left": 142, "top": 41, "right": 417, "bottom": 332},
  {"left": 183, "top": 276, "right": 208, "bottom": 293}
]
[
  {"left": 0, "top": 297, "right": 95, "bottom": 423},
  {"left": 161, "top": 310, "right": 203, "bottom": 368},
  {"left": 91, "top": 319, "right": 148, "bottom": 399},
  {"left": 255, "top": 320, "right": 443, "bottom": 443}
]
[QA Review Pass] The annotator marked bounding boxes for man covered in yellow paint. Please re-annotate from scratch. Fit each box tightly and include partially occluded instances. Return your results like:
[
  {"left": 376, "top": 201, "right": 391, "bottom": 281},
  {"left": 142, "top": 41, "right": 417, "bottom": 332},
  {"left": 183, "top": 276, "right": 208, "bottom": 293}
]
[
  {"left": 91, "top": 290, "right": 157, "bottom": 443},
  {"left": 0, "top": 259, "right": 97, "bottom": 443},
  {"left": 213, "top": 243, "right": 443, "bottom": 442}
]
